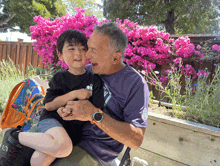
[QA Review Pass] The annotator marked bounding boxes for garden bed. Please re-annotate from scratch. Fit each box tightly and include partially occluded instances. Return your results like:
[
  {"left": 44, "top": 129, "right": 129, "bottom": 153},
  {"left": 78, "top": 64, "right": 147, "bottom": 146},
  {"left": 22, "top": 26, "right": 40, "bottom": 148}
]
[
  {"left": 148, "top": 100, "right": 219, "bottom": 128},
  {"left": 118, "top": 102, "right": 220, "bottom": 166}
]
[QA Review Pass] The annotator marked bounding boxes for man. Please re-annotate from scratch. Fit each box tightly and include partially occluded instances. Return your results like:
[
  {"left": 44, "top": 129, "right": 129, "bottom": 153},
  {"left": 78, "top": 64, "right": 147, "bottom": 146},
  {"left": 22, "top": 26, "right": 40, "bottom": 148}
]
[{"left": 53, "top": 22, "right": 149, "bottom": 165}]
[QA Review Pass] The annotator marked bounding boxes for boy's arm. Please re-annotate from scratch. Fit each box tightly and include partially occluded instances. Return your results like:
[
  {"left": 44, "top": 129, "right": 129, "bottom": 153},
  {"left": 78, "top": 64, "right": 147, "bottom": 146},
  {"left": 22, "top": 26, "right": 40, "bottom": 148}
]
[
  {"left": 45, "top": 89, "right": 92, "bottom": 111},
  {"left": 45, "top": 91, "right": 76, "bottom": 111}
]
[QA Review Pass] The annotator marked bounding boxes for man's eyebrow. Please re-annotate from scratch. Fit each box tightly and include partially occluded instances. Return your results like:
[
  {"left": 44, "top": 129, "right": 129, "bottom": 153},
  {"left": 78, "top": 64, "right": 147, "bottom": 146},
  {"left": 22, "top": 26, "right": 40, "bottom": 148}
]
[{"left": 88, "top": 47, "right": 96, "bottom": 51}]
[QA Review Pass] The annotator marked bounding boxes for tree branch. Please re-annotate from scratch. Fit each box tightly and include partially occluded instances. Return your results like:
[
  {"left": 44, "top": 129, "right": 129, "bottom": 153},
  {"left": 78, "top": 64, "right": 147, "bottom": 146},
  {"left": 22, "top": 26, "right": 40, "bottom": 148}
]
[{"left": 0, "top": 13, "right": 16, "bottom": 26}]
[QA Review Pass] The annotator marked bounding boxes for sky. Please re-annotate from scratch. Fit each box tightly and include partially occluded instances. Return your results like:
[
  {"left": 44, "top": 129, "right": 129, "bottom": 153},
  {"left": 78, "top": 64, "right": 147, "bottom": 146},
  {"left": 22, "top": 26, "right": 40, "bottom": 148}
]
[{"left": 0, "top": 0, "right": 103, "bottom": 42}]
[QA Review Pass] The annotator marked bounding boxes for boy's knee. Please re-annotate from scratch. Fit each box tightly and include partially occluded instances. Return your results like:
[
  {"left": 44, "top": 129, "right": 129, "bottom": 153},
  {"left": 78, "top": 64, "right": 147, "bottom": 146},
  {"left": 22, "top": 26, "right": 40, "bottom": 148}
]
[
  {"left": 31, "top": 150, "right": 56, "bottom": 166},
  {"left": 30, "top": 151, "right": 44, "bottom": 166},
  {"left": 52, "top": 137, "right": 73, "bottom": 158}
]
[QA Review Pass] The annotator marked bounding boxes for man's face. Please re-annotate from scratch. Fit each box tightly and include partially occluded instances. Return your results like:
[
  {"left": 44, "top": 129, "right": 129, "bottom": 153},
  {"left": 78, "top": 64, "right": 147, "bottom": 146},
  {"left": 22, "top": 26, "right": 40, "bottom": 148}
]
[{"left": 85, "top": 31, "right": 115, "bottom": 75}]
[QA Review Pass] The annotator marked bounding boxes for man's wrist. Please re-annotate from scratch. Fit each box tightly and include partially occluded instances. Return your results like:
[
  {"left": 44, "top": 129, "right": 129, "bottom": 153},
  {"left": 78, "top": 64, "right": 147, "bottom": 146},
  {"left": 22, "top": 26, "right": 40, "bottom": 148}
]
[
  {"left": 88, "top": 108, "right": 97, "bottom": 121},
  {"left": 91, "top": 109, "right": 103, "bottom": 124}
]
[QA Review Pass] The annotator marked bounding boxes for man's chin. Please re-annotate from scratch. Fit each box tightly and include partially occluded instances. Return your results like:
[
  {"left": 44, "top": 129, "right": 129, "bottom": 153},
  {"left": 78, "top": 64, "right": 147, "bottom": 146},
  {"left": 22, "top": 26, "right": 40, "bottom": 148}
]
[{"left": 92, "top": 68, "right": 99, "bottom": 74}]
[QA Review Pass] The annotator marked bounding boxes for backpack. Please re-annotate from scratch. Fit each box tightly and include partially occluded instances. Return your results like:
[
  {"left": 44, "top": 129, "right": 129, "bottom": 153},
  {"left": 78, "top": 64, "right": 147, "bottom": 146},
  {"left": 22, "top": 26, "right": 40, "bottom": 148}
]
[{"left": 0, "top": 78, "right": 46, "bottom": 132}]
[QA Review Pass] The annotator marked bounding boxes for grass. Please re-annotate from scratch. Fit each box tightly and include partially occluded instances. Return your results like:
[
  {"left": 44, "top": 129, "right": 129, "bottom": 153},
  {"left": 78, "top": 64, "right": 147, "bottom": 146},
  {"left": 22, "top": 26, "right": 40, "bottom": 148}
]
[
  {"left": 0, "top": 58, "right": 28, "bottom": 112},
  {"left": 0, "top": 58, "right": 48, "bottom": 113}
]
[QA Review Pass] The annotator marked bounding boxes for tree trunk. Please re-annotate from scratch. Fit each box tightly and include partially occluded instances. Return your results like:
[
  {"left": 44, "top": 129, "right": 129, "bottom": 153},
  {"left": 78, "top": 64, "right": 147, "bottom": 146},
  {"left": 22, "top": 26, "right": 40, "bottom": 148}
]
[
  {"left": 162, "top": 9, "right": 175, "bottom": 34},
  {"left": 162, "top": 0, "right": 175, "bottom": 34}
]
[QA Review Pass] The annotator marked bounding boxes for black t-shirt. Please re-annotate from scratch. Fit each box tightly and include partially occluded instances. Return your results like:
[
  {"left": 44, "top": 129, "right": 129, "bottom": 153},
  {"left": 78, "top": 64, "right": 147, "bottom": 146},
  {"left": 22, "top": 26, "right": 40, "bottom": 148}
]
[
  {"left": 39, "top": 69, "right": 104, "bottom": 144},
  {"left": 43, "top": 69, "right": 104, "bottom": 108}
]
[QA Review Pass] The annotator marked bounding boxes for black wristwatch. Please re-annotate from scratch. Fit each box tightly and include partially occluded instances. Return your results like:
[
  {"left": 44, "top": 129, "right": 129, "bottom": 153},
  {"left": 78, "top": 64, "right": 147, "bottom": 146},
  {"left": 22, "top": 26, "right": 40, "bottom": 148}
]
[{"left": 91, "top": 109, "right": 103, "bottom": 124}]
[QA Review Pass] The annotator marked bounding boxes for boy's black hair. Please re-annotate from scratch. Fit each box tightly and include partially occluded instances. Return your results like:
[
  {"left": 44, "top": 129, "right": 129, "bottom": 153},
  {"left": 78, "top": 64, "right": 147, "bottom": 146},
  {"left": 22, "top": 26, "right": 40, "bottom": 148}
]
[{"left": 57, "top": 29, "right": 88, "bottom": 54}]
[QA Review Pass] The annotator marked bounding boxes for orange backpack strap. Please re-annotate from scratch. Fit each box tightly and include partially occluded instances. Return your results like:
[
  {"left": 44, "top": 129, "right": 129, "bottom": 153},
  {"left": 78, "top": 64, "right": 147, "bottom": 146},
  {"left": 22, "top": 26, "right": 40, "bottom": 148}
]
[
  {"left": 40, "top": 85, "right": 46, "bottom": 96},
  {"left": 0, "top": 82, "right": 25, "bottom": 129}
]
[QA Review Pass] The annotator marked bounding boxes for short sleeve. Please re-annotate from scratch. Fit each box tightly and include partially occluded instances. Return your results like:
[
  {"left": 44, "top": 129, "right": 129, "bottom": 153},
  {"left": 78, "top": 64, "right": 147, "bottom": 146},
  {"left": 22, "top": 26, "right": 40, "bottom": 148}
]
[
  {"left": 43, "top": 72, "right": 64, "bottom": 105},
  {"left": 123, "top": 81, "right": 149, "bottom": 128}
]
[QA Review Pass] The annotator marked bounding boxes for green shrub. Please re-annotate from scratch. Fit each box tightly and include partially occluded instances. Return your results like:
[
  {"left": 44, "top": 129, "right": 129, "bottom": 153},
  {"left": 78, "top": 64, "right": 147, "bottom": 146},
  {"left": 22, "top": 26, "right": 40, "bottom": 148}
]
[
  {"left": 146, "top": 63, "right": 220, "bottom": 127},
  {"left": 183, "top": 65, "right": 220, "bottom": 127},
  {"left": 0, "top": 58, "right": 27, "bottom": 112}
]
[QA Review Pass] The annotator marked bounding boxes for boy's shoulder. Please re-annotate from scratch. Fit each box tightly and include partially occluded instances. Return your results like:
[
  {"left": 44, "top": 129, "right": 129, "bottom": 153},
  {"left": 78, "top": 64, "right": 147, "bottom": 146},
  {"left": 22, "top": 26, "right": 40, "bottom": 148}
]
[{"left": 51, "top": 70, "right": 67, "bottom": 80}]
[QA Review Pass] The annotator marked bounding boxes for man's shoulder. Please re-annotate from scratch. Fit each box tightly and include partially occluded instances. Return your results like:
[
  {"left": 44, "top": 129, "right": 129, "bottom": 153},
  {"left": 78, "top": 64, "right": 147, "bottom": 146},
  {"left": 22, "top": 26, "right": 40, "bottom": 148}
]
[{"left": 119, "top": 65, "right": 147, "bottom": 85}]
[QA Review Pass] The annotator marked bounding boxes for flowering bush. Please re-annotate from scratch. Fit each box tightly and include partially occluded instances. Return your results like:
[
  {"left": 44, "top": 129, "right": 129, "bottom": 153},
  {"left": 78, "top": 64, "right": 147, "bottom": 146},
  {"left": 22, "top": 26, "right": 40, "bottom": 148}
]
[
  {"left": 183, "top": 64, "right": 220, "bottom": 127},
  {"left": 31, "top": 7, "right": 107, "bottom": 72},
  {"left": 30, "top": 8, "right": 220, "bottom": 80},
  {"left": 146, "top": 61, "right": 220, "bottom": 127}
]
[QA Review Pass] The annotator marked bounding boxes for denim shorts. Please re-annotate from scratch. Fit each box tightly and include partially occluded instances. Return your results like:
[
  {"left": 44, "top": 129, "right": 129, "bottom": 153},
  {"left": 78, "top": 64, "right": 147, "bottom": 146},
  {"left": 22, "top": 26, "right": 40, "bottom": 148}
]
[{"left": 37, "top": 118, "right": 63, "bottom": 133}]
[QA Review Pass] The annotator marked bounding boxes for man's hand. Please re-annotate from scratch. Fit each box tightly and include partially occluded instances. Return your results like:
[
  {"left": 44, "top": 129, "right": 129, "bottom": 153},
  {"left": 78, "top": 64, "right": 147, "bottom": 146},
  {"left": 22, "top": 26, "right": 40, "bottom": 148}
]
[
  {"left": 57, "top": 100, "right": 97, "bottom": 121},
  {"left": 73, "top": 89, "right": 92, "bottom": 100},
  {"left": 57, "top": 100, "right": 145, "bottom": 150}
]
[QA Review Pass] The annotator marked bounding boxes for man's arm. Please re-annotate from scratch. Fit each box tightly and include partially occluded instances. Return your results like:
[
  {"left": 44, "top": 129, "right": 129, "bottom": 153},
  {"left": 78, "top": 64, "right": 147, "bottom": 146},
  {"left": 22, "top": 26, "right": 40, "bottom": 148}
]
[
  {"left": 94, "top": 110, "right": 146, "bottom": 150},
  {"left": 58, "top": 100, "right": 146, "bottom": 150}
]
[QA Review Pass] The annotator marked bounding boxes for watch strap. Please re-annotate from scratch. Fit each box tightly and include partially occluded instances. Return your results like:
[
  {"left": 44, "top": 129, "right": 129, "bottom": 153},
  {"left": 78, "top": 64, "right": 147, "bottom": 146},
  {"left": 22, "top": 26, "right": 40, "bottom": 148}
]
[{"left": 91, "top": 109, "right": 103, "bottom": 124}]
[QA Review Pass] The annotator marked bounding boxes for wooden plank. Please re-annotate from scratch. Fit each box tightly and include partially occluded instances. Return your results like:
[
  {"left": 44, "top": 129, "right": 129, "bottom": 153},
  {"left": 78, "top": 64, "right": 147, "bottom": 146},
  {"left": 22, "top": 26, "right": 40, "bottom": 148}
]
[
  {"left": 2, "top": 44, "right": 7, "bottom": 61},
  {"left": 140, "top": 112, "right": 220, "bottom": 166},
  {"left": 26, "top": 44, "right": 33, "bottom": 72},
  {"left": 38, "top": 55, "right": 44, "bottom": 69},
  {"left": 0, "top": 44, "right": 3, "bottom": 61},
  {"left": 20, "top": 44, "right": 28, "bottom": 74},
  {"left": 11, "top": 44, "right": 17, "bottom": 63},
  {"left": 6, "top": 44, "right": 12, "bottom": 61},
  {"left": 16, "top": 39, "right": 23, "bottom": 68},
  {"left": 32, "top": 49, "right": 38, "bottom": 67}
]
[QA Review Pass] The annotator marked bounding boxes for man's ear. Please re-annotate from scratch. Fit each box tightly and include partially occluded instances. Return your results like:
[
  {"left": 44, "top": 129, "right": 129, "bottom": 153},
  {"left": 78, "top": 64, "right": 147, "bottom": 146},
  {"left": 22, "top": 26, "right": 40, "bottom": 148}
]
[
  {"left": 112, "top": 52, "right": 123, "bottom": 64},
  {"left": 57, "top": 51, "right": 63, "bottom": 61}
]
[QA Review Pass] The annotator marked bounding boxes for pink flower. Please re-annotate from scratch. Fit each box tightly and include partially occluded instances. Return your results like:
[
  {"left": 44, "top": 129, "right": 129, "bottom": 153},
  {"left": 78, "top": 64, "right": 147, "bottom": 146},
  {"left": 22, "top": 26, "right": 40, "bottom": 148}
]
[
  {"left": 212, "top": 44, "right": 220, "bottom": 52},
  {"left": 197, "top": 70, "right": 208, "bottom": 77},
  {"left": 169, "top": 38, "right": 174, "bottom": 43},
  {"left": 173, "top": 58, "right": 182, "bottom": 64},
  {"left": 164, "top": 33, "right": 169, "bottom": 40},
  {"left": 31, "top": 8, "right": 199, "bottom": 81},
  {"left": 196, "top": 45, "right": 201, "bottom": 50},
  {"left": 156, "top": 38, "right": 163, "bottom": 45},
  {"left": 150, "top": 79, "right": 157, "bottom": 85}
]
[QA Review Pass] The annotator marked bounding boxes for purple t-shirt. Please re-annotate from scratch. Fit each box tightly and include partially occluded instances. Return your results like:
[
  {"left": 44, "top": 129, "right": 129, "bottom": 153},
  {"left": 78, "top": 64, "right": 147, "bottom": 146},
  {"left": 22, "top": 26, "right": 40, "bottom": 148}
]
[{"left": 78, "top": 63, "right": 149, "bottom": 166}]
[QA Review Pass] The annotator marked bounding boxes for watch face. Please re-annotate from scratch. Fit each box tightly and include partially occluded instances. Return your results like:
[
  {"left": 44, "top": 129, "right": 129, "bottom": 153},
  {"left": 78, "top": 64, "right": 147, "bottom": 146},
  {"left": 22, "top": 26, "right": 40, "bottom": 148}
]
[{"left": 94, "top": 112, "right": 103, "bottom": 122}]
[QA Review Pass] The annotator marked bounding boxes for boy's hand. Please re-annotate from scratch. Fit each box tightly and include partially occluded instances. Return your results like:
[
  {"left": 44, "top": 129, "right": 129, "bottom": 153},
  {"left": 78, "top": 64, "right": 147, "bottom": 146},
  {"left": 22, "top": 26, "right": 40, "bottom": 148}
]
[{"left": 74, "top": 89, "right": 92, "bottom": 100}]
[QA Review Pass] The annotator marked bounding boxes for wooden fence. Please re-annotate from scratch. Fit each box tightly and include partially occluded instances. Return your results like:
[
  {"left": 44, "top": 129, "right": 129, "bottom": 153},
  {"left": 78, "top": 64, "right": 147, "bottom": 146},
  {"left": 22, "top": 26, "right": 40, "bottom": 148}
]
[{"left": 0, "top": 39, "right": 44, "bottom": 73}]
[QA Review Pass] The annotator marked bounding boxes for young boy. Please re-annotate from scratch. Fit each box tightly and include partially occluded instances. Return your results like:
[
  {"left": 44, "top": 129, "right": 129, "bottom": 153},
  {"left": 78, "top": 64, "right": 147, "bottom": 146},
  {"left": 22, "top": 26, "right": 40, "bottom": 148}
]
[{"left": 0, "top": 29, "right": 104, "bottom": 166}]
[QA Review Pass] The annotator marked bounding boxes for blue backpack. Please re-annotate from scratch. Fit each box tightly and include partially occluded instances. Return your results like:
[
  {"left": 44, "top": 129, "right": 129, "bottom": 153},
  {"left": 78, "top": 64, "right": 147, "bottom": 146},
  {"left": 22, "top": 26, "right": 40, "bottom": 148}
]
[{"left": 0, "top": 78, "right": 46, "bottom": 131}]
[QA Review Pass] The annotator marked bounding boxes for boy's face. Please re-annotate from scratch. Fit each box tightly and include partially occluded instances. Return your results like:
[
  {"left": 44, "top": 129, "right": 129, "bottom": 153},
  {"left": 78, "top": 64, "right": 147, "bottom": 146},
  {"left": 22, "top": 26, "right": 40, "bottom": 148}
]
[{"left": 58, "top": 40, "right": 87, "bottom": 71}]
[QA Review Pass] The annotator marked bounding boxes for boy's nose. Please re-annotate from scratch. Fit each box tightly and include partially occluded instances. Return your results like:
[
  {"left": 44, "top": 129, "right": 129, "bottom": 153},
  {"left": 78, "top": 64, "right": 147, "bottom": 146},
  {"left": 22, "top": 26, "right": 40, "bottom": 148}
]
[{"left": 75, "top": 49, "right": 80, "bottom": 55}]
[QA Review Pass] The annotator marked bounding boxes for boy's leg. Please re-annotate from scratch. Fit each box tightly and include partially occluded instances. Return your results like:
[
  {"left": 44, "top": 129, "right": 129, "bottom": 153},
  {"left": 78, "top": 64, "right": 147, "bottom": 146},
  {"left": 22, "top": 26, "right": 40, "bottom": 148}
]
[
  {"left": 19, "top": 118, "right": 73, "bottom": 158},
  {"left": 31, "top": 150, "right": 56, "bottom": 166}
]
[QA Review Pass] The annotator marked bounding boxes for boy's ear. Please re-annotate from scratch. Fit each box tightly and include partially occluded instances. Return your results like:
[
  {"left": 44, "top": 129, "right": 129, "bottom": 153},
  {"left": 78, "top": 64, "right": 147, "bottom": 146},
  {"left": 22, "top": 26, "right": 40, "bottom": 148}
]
[{"left": 57, "top": 51, "right": 63, "bottom": 61}]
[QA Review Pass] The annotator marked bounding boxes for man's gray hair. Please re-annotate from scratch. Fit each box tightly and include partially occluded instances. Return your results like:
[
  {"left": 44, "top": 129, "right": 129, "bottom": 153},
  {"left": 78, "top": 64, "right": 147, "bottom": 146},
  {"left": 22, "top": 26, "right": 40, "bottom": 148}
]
[{"left": 94, "top": 22, "right": 128, "bottom": 57}]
